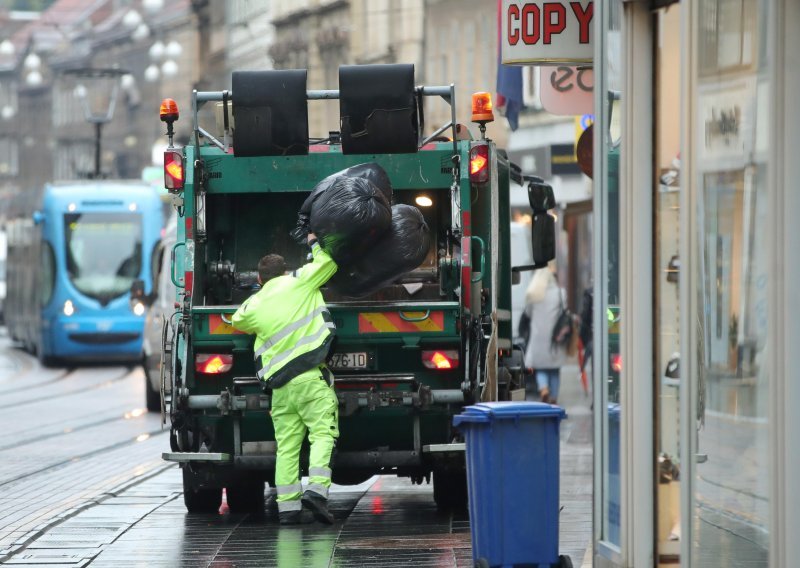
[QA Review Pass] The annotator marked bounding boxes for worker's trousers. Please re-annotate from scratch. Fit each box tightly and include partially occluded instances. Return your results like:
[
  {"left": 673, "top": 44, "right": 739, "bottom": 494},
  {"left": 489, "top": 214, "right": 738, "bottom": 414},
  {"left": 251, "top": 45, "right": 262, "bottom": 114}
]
[{"left": 270, "top": 367, "right": 339, "bottom": 513}]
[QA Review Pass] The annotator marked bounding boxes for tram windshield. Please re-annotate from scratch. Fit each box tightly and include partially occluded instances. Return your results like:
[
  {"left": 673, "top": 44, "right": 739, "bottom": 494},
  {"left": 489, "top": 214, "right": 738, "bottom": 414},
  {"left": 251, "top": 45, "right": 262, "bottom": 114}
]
[{"left": 64, "top": 212, "right": 143, "bottom": 304}]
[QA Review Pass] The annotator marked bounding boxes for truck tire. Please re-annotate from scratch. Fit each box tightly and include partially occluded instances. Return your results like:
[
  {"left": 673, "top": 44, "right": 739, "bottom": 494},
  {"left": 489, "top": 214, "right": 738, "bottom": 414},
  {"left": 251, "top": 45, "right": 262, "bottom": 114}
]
[
  {"left": 226, "top": 480, "right": 266, "bottom": 515},
  {"left": 183, "top": 469, "right": 222, "bottom": 514},
  {"left": 433, "top": 469, "right": 468, "bottom": 510},
  {"left": 145, "top": 371, "right": 160, "bottom": 413}
]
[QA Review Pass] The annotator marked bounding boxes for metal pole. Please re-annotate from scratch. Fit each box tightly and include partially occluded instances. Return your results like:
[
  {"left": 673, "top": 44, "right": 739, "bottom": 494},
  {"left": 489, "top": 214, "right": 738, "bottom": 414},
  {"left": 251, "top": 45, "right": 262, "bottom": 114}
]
[{"left": 94, "top": 122, "right": 102, "bottom": 178}]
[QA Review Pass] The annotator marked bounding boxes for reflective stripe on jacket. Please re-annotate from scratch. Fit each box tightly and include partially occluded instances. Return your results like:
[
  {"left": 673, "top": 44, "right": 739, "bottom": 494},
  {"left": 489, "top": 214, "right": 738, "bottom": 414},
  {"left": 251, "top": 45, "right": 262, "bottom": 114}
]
[{"left": 231, "top": 243, "right": 337, "bottom": 388}]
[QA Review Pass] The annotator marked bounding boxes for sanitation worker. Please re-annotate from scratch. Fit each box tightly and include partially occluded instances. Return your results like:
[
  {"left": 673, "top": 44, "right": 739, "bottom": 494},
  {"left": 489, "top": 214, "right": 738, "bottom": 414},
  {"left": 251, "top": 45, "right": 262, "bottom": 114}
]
[{"left": 232, "top": 233, "right": 339, "bottom": 525}]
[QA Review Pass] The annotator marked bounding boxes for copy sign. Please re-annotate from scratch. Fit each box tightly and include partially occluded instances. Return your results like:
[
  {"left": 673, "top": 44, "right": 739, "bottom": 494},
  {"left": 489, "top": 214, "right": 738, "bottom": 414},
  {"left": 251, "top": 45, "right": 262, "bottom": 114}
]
[{"left": 502, "top": 1, "right": 594, "bottom": 65}]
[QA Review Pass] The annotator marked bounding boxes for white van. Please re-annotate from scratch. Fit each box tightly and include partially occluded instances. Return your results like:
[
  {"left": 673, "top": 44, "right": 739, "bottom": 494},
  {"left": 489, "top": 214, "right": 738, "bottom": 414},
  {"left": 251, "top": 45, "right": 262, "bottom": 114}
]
[
  {"left": 142, "top": 213, "right": 178, "bottom": 411},
  {"left": 0, "top": 230, "right": 7, "bottom": 320},
  {"left": 509, "top": 221, "right": 533, "bottom": 344}
]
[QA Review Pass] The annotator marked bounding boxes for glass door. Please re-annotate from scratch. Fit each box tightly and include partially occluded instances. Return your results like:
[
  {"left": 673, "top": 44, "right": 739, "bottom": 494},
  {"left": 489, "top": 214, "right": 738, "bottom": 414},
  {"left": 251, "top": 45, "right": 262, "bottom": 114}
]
[
  {"left": 654, "top": 5, "right": 682, "bottom": 564},
  {"left": 687, "top": 0, "right": 771, "bottom": 564}
]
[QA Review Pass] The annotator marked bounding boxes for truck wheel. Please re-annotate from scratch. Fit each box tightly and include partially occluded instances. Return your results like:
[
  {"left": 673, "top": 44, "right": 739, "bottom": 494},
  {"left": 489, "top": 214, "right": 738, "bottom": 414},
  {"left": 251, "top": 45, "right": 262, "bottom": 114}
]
[
  {"left": 433, "top": 469, "right": 468, "bottom": 510},
  {"left": 182, "top": 469, "right": 222, "bottom": 514},
  {"left": 226, "top": 480, "right": 266, "bottom": 515},
  {"left": 145, "top": 371, "right": 160, "bottom": 412}
]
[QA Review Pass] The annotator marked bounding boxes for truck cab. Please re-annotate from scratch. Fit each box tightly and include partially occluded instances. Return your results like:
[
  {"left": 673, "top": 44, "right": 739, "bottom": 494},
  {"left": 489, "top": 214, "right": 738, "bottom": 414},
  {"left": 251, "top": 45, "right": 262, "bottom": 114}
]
[{"left": 158, "top": 65, "right": 553, "bottom": 513}]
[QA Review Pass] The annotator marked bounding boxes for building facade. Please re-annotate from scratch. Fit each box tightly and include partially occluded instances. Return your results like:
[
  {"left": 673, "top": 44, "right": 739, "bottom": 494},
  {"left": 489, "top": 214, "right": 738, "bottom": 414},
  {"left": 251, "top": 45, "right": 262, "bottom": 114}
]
[{"left": 591, "top": 1, "right": 799, "bottom": 566}]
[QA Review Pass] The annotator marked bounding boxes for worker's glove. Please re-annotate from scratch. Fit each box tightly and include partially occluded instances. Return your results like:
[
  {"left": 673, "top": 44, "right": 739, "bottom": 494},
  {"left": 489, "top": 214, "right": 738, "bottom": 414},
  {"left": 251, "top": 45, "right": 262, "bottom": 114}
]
[{"left": 290, "top": 215, "right": 310, "bottom": 245}]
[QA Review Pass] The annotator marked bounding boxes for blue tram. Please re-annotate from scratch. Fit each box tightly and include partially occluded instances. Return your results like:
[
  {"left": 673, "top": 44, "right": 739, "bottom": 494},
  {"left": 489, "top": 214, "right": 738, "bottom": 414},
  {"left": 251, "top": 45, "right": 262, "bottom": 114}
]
[{"left": 5, "top": 181, "right": 162, "bottom": 365}]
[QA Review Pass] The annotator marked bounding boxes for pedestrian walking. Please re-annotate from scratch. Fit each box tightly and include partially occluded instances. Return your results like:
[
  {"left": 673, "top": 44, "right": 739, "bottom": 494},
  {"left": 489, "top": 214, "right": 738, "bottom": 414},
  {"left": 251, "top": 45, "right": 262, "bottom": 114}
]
[
  {"left": 577, "top": 285, "right": 593, "bottom": 395},
  {"left": 522, "top": 262, "right": 569, "bottom": 404},
  {"left": 232, "top": 233, "right": 339, "bottom": 525}
]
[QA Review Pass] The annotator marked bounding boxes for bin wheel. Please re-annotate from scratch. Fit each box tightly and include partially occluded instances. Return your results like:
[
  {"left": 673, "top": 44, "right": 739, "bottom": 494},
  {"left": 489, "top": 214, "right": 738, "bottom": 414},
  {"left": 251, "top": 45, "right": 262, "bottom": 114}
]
[
  {"left": 475, "top": 559, "right": 491, "bottom": 568},
  {"left": 557, "top": 554, "right": 574, "bottom": 568},
  {"left": 227, "top": 479, "right": 265, "bottom": 515}
]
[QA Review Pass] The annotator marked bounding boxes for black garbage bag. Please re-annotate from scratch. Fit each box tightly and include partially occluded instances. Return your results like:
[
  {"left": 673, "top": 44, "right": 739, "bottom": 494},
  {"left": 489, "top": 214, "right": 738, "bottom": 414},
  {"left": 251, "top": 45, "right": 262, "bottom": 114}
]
[
  {"left": 308, "top": 176, "right": 392, "bottom": 265},
  {"left": 329, "top": 204, "right": 430, "bottom": 297},
  {"left": 292, "top": 163, "right": 392, "bottom": 244}
]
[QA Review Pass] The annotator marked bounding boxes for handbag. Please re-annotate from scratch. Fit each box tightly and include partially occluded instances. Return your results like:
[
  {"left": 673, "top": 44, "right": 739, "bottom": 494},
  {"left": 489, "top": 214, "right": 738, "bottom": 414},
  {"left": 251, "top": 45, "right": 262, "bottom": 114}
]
[{"left": 551, "top": 292, "right": 575, "bottom": 353}]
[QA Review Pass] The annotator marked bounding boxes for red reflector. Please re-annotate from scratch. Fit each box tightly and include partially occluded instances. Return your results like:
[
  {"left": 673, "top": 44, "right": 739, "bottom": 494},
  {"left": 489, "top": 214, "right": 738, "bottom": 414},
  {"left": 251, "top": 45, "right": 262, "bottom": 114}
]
[
  {"left": 469, "top": 144, "right": 489, "bottom": 184},
  {"left": 164, "top": 150, "right": 184, "bottom": 191},
  {"left": 422, "top": 350, "right": 459, "bottom": 370},
  {"left": 610, "top": 353, "right": 622, "bottom": 373},
  {"left": 195, "top": 353, "right": 233, "bottom": 375}
]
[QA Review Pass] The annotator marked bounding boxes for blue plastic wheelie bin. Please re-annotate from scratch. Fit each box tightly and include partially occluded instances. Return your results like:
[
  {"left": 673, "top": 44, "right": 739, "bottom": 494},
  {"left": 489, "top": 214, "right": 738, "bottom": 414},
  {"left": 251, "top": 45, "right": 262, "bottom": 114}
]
[{"left": 453, "top": 402, "right": 571, "bottom": 568}]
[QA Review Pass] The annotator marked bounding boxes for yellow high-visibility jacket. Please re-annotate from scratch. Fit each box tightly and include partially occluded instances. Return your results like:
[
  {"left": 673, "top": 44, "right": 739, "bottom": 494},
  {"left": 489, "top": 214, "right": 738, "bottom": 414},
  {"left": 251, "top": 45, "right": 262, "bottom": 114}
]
[{"left": 232, "top": 243, "right": 337, "bottom": 388}]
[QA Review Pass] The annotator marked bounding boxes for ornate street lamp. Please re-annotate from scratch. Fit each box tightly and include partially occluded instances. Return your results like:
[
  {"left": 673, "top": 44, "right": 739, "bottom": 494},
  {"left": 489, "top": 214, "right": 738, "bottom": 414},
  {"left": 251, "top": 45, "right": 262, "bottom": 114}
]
[{"left": 63, "top": 67, "right": 128, "bottom": 178}]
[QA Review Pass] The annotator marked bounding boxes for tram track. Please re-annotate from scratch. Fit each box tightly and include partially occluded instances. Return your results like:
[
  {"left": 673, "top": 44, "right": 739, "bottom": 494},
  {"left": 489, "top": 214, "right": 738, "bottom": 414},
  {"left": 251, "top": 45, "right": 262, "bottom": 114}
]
[
  {"left": 0, "top": 424, "right": 169, "bottom": 489},
  {"left": 0, "top": 365, "right": 134, "bottom": 411},
  {"left": 0, "top": 405, "right": 155, "bottom": 452}
]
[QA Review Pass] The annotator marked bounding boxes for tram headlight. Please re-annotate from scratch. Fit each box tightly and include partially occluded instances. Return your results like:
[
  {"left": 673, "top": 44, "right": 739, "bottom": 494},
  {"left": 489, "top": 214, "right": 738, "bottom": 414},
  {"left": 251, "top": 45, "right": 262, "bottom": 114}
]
[
  {"left": 132, "top": 301, "right": 146, "bottom": 317},
  {"left": 63, "top": 300, "right": 76, "bottom": 317}
]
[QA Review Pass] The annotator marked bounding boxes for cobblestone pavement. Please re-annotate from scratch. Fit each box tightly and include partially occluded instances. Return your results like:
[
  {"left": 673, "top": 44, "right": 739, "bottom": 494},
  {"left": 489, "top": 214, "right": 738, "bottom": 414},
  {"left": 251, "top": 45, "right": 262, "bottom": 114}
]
[{"left": 0, "top": 335, "right": 593, "bottom": 567}]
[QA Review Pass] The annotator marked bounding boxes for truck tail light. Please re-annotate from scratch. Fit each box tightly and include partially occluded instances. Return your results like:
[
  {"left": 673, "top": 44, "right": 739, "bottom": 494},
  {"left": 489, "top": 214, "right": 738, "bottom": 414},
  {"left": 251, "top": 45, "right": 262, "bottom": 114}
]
[
  {"left": 164, "top": 149, "right": 184, "bottom": 191},
  {"left": 610, "top": 353, "right": 622, "bottom": 373},
  {"left": 422, "top": 350, "right": 459, "bottom": 370},
  {"left": 195, "top": 354, "right": 233, "bottom": 375},
  {"left": 469, "top": 143, "right": 489, "bottom": 184}
]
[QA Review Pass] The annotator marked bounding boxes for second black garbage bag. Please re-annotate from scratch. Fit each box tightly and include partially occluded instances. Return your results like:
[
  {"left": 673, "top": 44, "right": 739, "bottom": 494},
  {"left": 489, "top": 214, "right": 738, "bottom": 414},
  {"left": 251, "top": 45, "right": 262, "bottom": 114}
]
[
  {"left": 329, "top": 204, "right": 431, "bottom": 297},
  {"left": 307, "top": 175, "right": 392, "bottom": 265}
]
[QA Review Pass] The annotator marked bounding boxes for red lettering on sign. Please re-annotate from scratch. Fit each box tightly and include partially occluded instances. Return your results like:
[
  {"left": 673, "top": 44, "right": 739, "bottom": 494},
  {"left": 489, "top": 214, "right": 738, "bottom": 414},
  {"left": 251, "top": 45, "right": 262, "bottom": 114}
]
[
  {"left": 570, "top": 2, "right": 593, "bottom": 44},
  {"left": 508, "top": 3, "right": 520, "bottom": 45},
  {"left": 543, "top": 3, "right": 566, "bottom": 45},
  {"left": 521, "top": 3, "right": 540, "bottom": 45}
]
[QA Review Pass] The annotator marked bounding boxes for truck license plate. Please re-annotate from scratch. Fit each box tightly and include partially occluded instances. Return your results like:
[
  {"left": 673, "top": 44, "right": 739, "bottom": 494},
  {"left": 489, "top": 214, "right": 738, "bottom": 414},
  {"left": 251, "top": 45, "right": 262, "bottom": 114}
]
[{"left": 329, "top": 352, "right": 369, "bottom": 370}]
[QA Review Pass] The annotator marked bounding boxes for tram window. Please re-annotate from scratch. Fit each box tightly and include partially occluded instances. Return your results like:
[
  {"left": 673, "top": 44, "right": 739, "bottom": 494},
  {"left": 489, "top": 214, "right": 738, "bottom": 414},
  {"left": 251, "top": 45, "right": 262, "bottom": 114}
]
[
  {"left": 40, "top": 241, "right": 55, "bottom": 307},
  {"left": 64, "top": 212, "right": 143, "bottom": 304}
]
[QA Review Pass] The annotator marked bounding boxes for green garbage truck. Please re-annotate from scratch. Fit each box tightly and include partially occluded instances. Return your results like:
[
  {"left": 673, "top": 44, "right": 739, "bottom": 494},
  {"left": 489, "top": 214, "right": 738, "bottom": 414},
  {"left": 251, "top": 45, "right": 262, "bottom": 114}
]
[{"left": 154, "top": 65, "right": 554, "bottom": 513}]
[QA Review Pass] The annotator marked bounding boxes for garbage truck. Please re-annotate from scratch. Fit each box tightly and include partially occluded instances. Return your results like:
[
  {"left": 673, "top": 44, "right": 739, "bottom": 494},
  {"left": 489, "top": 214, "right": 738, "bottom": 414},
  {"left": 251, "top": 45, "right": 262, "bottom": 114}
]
[{"left": 151, "top": 64, "right": 556, "bottom": 513}]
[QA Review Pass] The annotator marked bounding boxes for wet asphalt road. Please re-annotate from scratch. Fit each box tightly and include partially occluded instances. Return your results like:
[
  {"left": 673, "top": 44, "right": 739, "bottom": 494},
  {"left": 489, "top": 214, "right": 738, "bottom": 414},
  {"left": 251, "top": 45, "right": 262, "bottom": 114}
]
[{"left": 0, "top": 334, "right": 592, "bottom": 567}]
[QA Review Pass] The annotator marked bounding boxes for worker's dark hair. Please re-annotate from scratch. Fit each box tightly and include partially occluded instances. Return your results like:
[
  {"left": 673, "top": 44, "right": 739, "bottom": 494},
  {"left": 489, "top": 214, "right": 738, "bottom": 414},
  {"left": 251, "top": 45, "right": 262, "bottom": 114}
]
[{"left": 257, "top": 254, "right": 286, "bottom": 284}]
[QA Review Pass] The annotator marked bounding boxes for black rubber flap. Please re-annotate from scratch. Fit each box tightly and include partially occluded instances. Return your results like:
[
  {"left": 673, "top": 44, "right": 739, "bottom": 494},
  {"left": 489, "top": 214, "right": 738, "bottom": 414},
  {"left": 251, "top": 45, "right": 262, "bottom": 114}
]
[
  {"left": 232, "top": 70, "right": 308, "bottom": 157},
  {"left": 339, "top": 64, "right": 418, "bottom": 155}
]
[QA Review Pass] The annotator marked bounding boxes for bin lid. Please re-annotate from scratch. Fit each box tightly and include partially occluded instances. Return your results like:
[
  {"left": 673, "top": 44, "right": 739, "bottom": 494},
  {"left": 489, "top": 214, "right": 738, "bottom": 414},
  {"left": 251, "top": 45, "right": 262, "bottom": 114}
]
[{"left": 453, "top": 401, "right": 567, "bottom": 426}]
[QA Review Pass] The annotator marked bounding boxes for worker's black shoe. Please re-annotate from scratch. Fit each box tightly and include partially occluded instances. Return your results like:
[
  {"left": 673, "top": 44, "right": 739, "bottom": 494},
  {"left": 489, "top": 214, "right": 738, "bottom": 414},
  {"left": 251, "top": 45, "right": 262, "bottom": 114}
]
[
  {"left": 301, "top": 490, "right": 334, "bottom": 525},
  {"left": 278, "top": 508, "right": 314, "bottom": 525}
]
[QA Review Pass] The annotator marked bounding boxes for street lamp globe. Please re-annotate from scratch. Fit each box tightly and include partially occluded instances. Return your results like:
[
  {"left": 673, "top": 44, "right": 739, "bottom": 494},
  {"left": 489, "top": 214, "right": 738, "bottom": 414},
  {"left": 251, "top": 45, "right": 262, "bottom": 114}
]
[
  {"left": 148, "top": 40, "right": 165, "bottom": 61},
  {"left": 164, "top": 40, "right": 182, "bottom": 59},
  {"left": 1, "top": 105, "right": 14, "bottom": 120},
  {"left": 72, "top": 83, "right": 87, "bottom": 99},
  {"left": 132, "top": 23, "right": 150, "bottom": 42},
  {"left": 122, "top": 9, "right": 143, "bottom": 29},
  {"left": 142, "top": 0, "right": 164, "bottom": 14},
  {"left": 161, "top": 59, "right": 178, "bottom": 77},
  {"left": 0, "top": 40, "right": 14, "bottom": 56},
  {"left": 144, "top": 64, "right": 160, "bottom": 82},
  {"left": 25, "top": 70, "right": 43, "bottom": 87},
  {"left": 120, "top": 73, "right": 136, "bottom": 90},
  {"left": 24, "top": 52, "right": 41, "bottom": 70}
]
